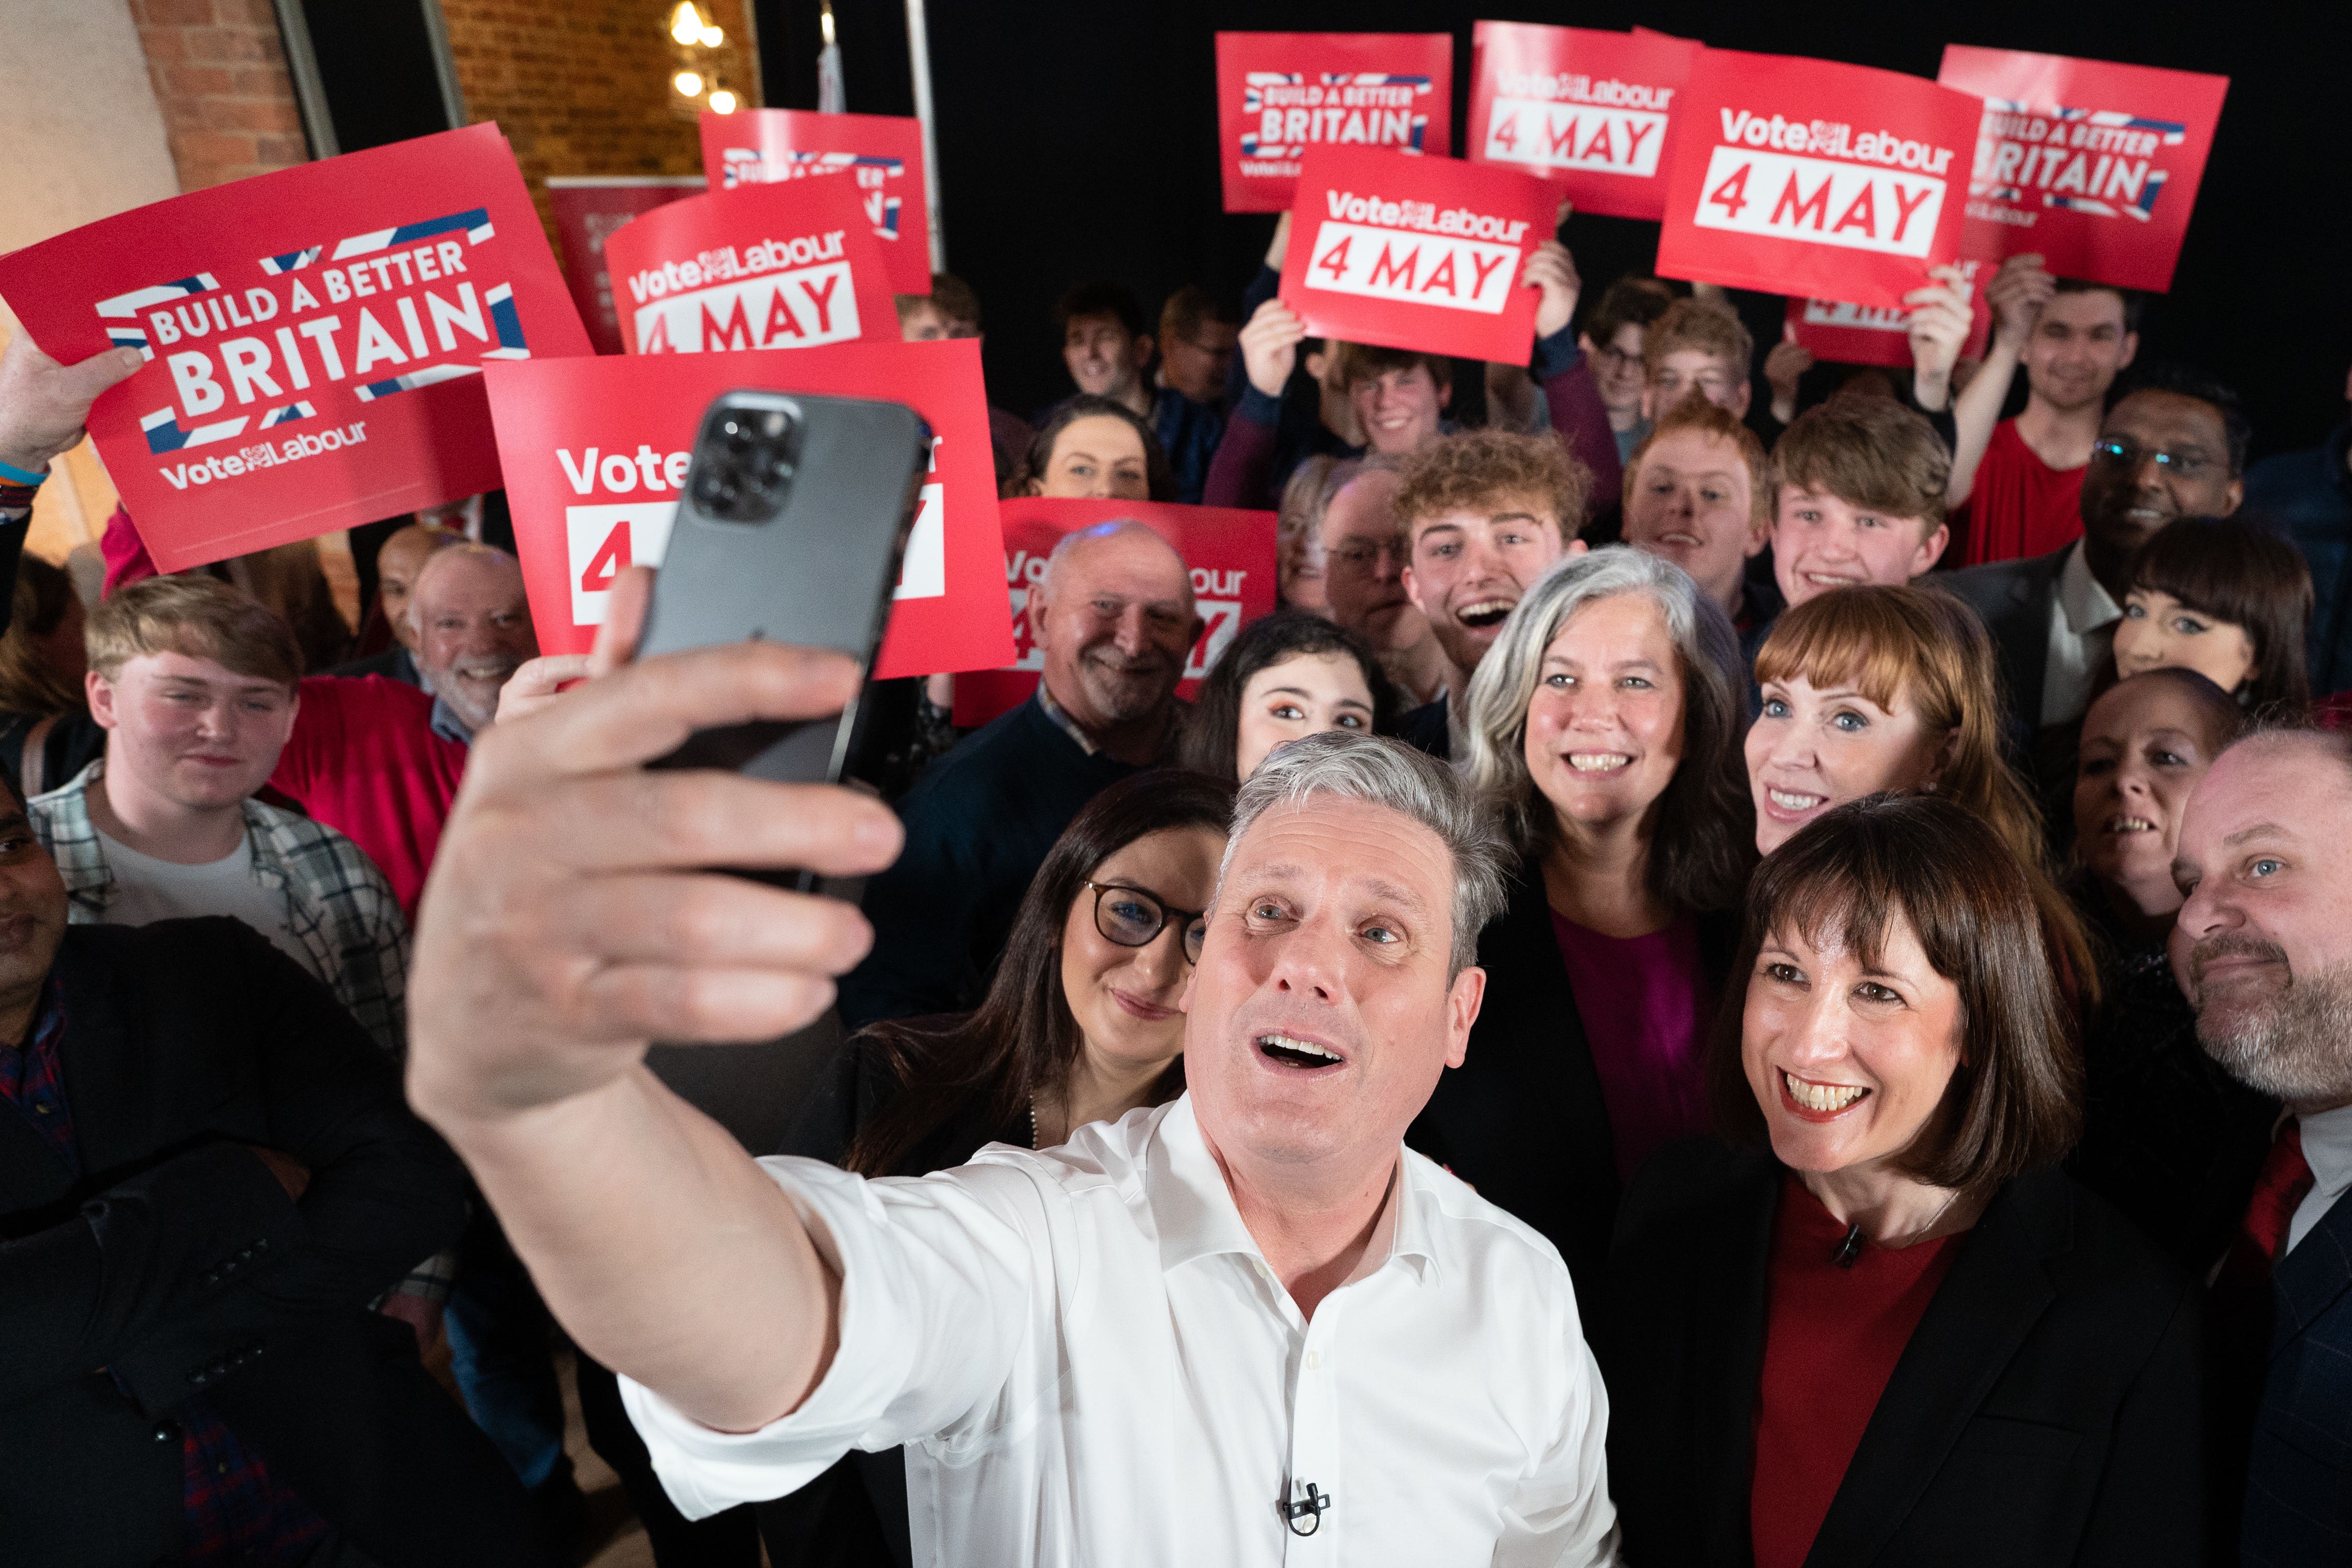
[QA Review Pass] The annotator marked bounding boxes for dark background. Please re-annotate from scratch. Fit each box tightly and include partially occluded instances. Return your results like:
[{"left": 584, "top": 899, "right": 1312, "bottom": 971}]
[{"left": 748, "top": 0, "right": 2352, "bottom": 461}]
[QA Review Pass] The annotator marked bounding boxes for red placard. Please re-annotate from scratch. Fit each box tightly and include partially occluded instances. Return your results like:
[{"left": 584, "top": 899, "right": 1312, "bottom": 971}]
[
  {"left": 601, "top": 177, "right": 895, "bottom": 356},
  {"left": 1785, "top": 256, "right": 1992, "bottom": 367},
  {"left": 699, "top": 109, "right": 931, "bottom": 294},
  {"left": 1468, "top": 24, "right": 1697, "bottom": 220},
  {"left": 0, "top": 124, "right": 589, "bottom": 572},
  {"left": 1215, "top": 32, "right": 1454, "bottom": 213},
  {"left": 951, "top": 498, "right": 1277, "bottom": 729},
  {"left": 1656, "top": 51, "right": 1981, "bottom": 310},
  {"left": 482, "top": 340, "right": 1012, "bottom": 680},
  {"left": 1277, "top": 146, "right": 1555, "bottom": 365},
  {"left": 546, "top": 176, "right": 704, "bottom": 355},
  {"left": 1937, "top": 47, "right": 2227, "bottom": 293}
]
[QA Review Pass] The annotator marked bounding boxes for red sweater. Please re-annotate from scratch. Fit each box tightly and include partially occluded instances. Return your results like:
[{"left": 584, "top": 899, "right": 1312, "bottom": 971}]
[
  {"left": 1750, "top": 1177, "right": 1962, "bottom": 1568},
  {"left": 272, "top": 675, "right": 468, "bottom": 918},
  {"left": 1949, "top": 418, "right": 2086, "bottom": 567}
]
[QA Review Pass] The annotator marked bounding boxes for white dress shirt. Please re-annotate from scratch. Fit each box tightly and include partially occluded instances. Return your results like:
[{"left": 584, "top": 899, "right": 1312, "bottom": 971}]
[
  {"left": 2289, "top": 1101, "right": 2352, "bottom": 1257},
  {"left": 2040, "top": 539, "right": 2124, "bottom": 727},
  {"left": 622, "top": 1096, "right": 1619, "bottom": 1566}
]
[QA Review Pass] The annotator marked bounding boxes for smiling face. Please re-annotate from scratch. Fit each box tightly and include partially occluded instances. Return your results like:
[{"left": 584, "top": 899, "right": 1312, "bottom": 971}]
[
  {"left": 412, "top": 549, "right": 536, "bottom": 732},
  {"left": 1747, "top": 673, "right": 1951, "bottom": 855},
  {"left": 1062, "top": 312, "right": 1147, "bottom": 403},
  {"left": 2073, "top": 676, "right": 2230, "bottom": 920},
  {"left": 1771, "top": 487, "right": 1947, "bottom": 608},
  {"left": 1060, "top": 824, "right": 1226, "bottom": 1075},
  {"left": 1403, "top": 497, "right": 1572, "bottom": 677},
  {"left": 2113, "top": 587, "right": 2258, "bottom": 696},
  {"left": 1029, "top": 526, "right": 1200, "bottom": 732},
  {"left": 1522, "top": 593, "right": 1686, "bottom": 837},
  {"left": 1032, "top": 413, "right": 1151, "bottom": 500},
  {"left": 1742, "top": 910, "right": 1965, "bottom": 1176},
  {"left": 1234, "top": 652, "right": 1375, "bottom": 781},
  {"left": 2020, "top": 287, "right": 2136, "bottom": 415},
  {"left": 90, "top": 650, "right": 299, "bottom": 810},
  {"left": 1623, "top": 429, "right": 1765, "bottom": 614},
  {"left": 2079, "top": 390, "right": 2244, "bottom": 559},
  {"left": 1590, "top": 321, "right": 1648, "bottom": 419},
  {"left": 1350, "top": 365, "right": 1448, "bottom": 455},
  {"left": 2170, "top": 736, "right": 2352, "bottom": 1109},
  {"left": 1180, "top": 795, "right": 1484, "bottom": 1172}
]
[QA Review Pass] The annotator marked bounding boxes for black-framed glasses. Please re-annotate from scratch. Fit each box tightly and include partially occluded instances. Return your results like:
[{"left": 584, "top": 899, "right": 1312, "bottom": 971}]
[
  {"left": 1085, "top": 880, "right": 1208, "bottom": 965},
  {"left": 2091, "top": 437, "right": 2214, "bottom": 479}
]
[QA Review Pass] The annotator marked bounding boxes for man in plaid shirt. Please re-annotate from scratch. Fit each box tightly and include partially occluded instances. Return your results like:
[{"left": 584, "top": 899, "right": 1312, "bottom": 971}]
[{"left": 25, "top": 574, "right": 451, "bottom": 1327}]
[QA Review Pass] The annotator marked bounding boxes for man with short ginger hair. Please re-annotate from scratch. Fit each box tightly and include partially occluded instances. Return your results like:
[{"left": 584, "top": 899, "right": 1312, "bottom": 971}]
[
  {"left": 841, "top": 522, "right": 1201, "bottom": 1030},
  {"left": 1642, "top": 298, "right": 1754, "bottom": 423},
  {"left": 1394, "top": 430, "right": 1591, "bottom": 756},
  {"left": 1622, "top": 394, "right": 1775, "bottom": 633}
]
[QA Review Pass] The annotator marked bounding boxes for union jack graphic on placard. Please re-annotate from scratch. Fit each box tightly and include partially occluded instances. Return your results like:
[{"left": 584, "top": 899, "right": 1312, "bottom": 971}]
[
  {"left": 718, "top": 150, "right": 907, "bottom": 240},
  {"left": 1978, "top": 98, "right": 2187, "bottom": 223},
  {"left": 94, "top": 274, "right": 222, "bottom": 360},
  {"left": 260, "top": 401, "right": 317, "bottom": 428},
  {"left": 141, "top": 405, "right": 249, "bottom": 454}
]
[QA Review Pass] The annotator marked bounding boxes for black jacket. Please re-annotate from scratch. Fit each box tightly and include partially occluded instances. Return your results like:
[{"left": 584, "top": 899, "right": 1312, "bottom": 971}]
[
  {"left": 1943, "top": 543, "right": 2073, "bottom": 732},
  {"left": 2232, "top": 1184, "right": 2352, "bottom": 1566},
  {"left": 0, "top": 919, "right": 538, "bottom": 1567},
  {"left": 1599, "top": 1142, "right": 2203, "bottom": 1568},
  {"left": 1405, "top": 853, "right": 1738, "bottom": 1304}
]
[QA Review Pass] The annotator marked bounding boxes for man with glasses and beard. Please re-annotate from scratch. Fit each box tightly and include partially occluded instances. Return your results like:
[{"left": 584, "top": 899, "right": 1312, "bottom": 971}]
[
  {"left": 841, "top": 521, "right": 1202, "bottom": 1029},
  {"left": 2172, "top": 727, "right": 2352, "bottom": 1563}
]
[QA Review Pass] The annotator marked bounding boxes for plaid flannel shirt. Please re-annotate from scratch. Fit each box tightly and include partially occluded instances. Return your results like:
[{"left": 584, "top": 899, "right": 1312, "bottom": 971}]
[{"left": 30, "top": 761, "right": 452, "bottom": 1302}]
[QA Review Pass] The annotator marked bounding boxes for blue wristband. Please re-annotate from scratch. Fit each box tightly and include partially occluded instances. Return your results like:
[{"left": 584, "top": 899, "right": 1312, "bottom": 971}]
[{"left": 0, "top": 457, "right": 47, "bottom": 487}]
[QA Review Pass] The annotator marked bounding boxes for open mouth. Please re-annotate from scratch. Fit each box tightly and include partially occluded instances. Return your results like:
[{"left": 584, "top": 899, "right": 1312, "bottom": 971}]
[
  {"left": 1782, "top": 1070, "right": 1871, "bottom": 1116},
  {"left": 1566, "top": 751, "right": 1631, "bottom": 774},
  {"left": 1655, "top": 530, "right": 1704, "bottom": 549},
  {"left": 1456, "top": 599, "right": 1516, "bottom": 629},
  {"left": 1256, "top": 1031, "right": 1345, "bottom": 1071},
  {"left": 2103, "top": 814, "right": 2158, "bottom": 835}
]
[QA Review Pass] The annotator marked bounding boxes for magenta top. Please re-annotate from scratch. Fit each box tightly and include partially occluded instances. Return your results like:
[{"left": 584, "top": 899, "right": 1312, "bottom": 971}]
[{"left": 1549, "top": 910, "right": 1715, "bottom": 1181}]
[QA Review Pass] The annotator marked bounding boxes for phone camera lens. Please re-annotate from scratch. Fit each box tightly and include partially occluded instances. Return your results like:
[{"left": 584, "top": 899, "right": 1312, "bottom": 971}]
[{"left": 759, "top": 411, "right": 792, "bottom": 438}]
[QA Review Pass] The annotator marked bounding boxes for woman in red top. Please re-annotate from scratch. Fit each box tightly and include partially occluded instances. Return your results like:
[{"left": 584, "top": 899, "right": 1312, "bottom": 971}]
[{"left": 1599, "top": 793, "right": 2201, "bottom": 1567}]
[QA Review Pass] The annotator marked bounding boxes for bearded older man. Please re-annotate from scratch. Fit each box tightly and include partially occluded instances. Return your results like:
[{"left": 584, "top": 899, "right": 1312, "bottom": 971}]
[
  {"left": 2172, "top": 727, "right": 2352, "bottom": 1564},
  {"left": 840, "top": 520, "right": 1203, "bottom": 1029},
  {"left": 408, "top": 543, "right": 538, "bottom": 741},
  {"left": 404, "top": 570, "right": 1621, "bottom": 1566}
]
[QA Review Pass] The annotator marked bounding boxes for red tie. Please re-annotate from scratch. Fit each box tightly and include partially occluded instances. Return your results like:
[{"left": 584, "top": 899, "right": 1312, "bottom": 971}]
[{"left": 2220, "top": 1122, "right": 2315, "bottom": 1292}]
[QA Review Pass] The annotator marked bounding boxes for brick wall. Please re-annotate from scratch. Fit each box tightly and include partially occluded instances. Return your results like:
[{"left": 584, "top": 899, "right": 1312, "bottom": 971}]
[
  {"left": 440, "top": 0, "right": 760, "bottom": 245},
  {"left": 130, "top": 0, "right": 309, "bottom": 193}
]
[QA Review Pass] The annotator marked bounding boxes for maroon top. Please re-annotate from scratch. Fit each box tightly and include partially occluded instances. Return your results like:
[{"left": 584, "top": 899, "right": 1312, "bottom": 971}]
[
  {"left": 1750, "top": 1177, "right": 1964, "bottom": 1568},
  {"left": 1547, "top": 911, "right": 1712, "bottom": 1180}
]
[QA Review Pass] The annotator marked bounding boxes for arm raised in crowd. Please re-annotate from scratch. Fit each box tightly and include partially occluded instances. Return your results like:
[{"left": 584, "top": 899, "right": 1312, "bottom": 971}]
[
  {"left": 1524, "top": 237, "right": 1625, "bottom": 510},
  {"left": 1946, "top": 253, "right": 2054, "bottom": 508},
  {"left": 405, "top": 568, "right": 904, "bottom": 1433},
  {"left": 1202, "top": 296, "right": 1306, "bottom": 509},
  {"left": 0, "top": 332, "right": 142, "bottom": 632}
]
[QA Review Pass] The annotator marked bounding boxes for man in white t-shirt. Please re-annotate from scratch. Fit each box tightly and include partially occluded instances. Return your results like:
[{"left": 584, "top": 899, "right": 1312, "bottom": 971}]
[
  {"left": 406, "top": 571, "right": 1622, "bottom": 1566},
  {"left": 27, "top": 574, "right": 407, "bottom": 1052}
]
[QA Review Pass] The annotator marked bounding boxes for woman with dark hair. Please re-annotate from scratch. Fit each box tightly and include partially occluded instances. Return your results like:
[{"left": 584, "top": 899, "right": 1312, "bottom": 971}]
[
  {"left": 759, "top": 768, "right": 1234, "bottom": 1565},
  {"left": 2065, "top": 668, "right": 2276, "bottom": 1272},
  {"left": 1409, "top": 547, "right": 1753, "bottom": 1299},
  {"left": 0, "top": 554, "right": 103, "bottom": 796},
  {"left": 1178, "top": 608, "right": 1395, "bottom": 780},
  {"left": 1004, "top": 393, "right": 1174, "bottom": 502},
  {"left": 1602, "top": 793, "right": 2200, "bottom": 1568},
  {"left": 2113, "top": 514, "right": 2313, "bottom": 716}
]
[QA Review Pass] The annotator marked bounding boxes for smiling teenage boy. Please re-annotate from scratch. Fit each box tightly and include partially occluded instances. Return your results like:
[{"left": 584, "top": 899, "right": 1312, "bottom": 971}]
[{"left": 1768, "top": 398, "right": 1951, "bottom": 615}]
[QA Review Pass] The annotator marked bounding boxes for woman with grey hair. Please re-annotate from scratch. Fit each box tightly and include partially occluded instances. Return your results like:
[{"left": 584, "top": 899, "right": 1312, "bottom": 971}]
[{"left": 1408, "top": 545, "right": 1754, "bottom": 1300}]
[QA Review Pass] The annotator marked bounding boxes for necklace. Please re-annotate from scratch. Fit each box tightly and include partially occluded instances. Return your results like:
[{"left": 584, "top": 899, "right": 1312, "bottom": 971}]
[
  {"left": 1028, "top": 1097, "right": 1039, "bottom": 1150},
  {"left": 1830, "top": 1187, "right": 1964, "bottom": 1268}
]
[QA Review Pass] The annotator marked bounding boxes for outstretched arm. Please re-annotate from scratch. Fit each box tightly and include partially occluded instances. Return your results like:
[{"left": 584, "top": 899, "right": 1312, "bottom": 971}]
[
  {"left": 1946, "top": 253, "right": 2052, "bottom": 507},
  {"left": 0, "top": 332, "right": 142, "bottom": 630},
  {"left": 405, "top": 568, "right": 903, "bottom": 1432}
]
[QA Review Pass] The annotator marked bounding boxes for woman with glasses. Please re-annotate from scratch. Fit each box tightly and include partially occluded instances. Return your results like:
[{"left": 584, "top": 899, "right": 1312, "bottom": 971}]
[{"left": 759, "top": 768, "right": 1233, "bottom": 1566}]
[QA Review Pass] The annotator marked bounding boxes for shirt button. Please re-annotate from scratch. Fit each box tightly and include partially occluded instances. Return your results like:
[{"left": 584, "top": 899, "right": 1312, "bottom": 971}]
[{"left": 1305, "top": 1351, "right": 1321, "bottom": 1371}]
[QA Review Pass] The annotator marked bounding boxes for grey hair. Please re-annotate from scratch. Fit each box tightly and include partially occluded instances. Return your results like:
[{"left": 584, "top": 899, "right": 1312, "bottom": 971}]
[
  {"left": 1461, "top": 545, "right": 1754, "bottom": 910},
  {"left": 1036, "top": 519, "right": 1194, "bottom": 607},
  {"left": 1222, "top": 730, "right": 1511, "bottom": 975},
  {"left": 407, "top": 541, "right": 520, "bottom": 635}
]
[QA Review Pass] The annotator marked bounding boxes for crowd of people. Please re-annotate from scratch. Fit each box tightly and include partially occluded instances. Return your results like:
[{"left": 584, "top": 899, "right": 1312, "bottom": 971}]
[{"left": 3, "top": 191, "right": 2352, "bottom": 1568}]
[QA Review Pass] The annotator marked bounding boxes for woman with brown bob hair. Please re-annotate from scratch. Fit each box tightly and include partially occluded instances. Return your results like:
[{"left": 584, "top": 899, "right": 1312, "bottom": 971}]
[{"left": 1600, "top": 794, "right": 2200, "bottom": 1568}]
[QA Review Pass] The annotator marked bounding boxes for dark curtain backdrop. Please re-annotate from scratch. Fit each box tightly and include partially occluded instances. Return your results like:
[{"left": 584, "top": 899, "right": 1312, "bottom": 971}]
[{"left": 752, "top": 1, "right": 2350, "bottom": 460}]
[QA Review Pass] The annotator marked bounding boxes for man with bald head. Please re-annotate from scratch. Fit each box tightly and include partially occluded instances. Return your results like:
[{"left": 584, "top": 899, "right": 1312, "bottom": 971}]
[
  {"left": 408, "top": 543, "right": 537, "bottom": 741},
  {"left": 2172, "top": 728, "right": 2352, "bottom": 1561},
  {"left": 332, "top": 523, "right": 462, "bottom": 689},
  {"left": 841, "top": 521, "right": 1202, "bottom": 1028}
]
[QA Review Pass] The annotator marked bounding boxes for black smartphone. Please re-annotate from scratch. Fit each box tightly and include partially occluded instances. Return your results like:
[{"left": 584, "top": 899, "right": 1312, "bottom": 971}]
[{"left": 638, "top": 390, "right": 931, "bottom": 886}]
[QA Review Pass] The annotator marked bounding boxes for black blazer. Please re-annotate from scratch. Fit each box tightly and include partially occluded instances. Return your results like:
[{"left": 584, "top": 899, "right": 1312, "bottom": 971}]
[
  {"left": 1944, "top": 544, "right": 2072, "bottom": 730},
  {"left": 1599, "top": 1142, "right": 2203, "bottom": 1568},
  {"left": 2237, "top": 1186, "right": 2352, "bottom": 1565},
  {"left": 1405, "top": 853, "right": 1738, "bottom": 1304},
  {"left": 0, "top": 919, "right": 539, "bottom": 1568}
]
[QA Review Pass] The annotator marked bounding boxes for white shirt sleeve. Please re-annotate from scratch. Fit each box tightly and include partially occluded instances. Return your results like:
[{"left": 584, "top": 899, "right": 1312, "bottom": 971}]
[
  {"left": 618, "top": 1155, "right": 1045, "bottom": 1519},
  {"left": 1493, "top": 1278, "right": 1621, "bottom": 1567}
]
